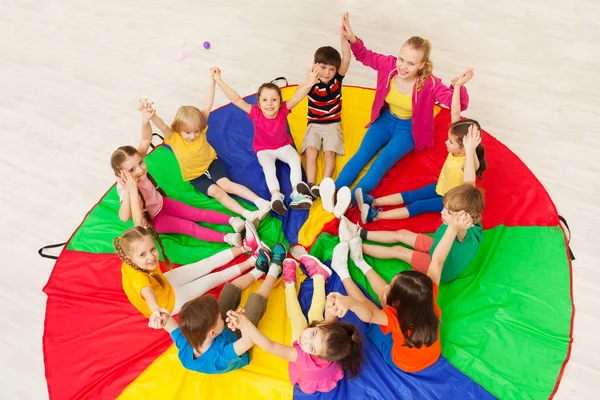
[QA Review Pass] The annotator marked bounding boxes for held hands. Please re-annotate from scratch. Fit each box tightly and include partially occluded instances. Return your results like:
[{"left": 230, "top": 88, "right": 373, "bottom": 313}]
[
  {"left": 451, "top": 68, "right": 475, "bottom": 88},
  {"left": 327, "top": 292, "right": 351, "bottom": 318},
  {"left": 340, "top": 12, "right": 357, "bottom": 43},
  {"left": 226, "top": 308, "right": 250, "bottom": 332},
  {"left": 138, "top": 98, "right": 156, "bottom": 123},
  {"left": 211, "top": 66, "right": 223, "bottom": 83},
  {"left": 148, "top": 308, "right": 170, "bottom": 329},
  {"left": 463, "top": 124, "right": 481, "bottom": 154},
  {"left": 119, "top": 170, "right": 138, "bottom": 193}
]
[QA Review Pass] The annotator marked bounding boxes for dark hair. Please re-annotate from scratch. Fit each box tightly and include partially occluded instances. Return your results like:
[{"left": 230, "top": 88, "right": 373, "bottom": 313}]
[
  {"left": 179, "top": 295, "right": 221, "bottom": 350},
  {"left": 443, "top": 184, "right": 485, "bottom": 224},
  {"left": 314, "top": 46, "right": 342, "bottom": 70},
  {"left": 113, "top": 226, "right": 173, "bottom": 287},
  {"left": 386, "top": 271, "right": 439, "bottom": 349},
  {"left": 308, "top": 321, "right": 363, "bottom": 379},
  {"left": 256, "top": 83, "right": 283, "bottom": 106},
  {"left": 448, "top": 119, "right": 488, "bottom": 179}
]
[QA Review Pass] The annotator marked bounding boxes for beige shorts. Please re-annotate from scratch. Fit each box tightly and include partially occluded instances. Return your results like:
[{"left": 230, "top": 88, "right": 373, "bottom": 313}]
[{"left": 301, "top": 122, "right": 345, "bottom": 155}]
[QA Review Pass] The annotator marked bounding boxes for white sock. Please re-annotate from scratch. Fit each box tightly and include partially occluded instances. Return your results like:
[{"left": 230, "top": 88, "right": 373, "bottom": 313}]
[
  {"left": 250, "top": 268, "right": 264, "bottom": 280},
  {"left": 334, "top": 265, "right": 350, "bottom": 281},
  {"left": 254, "top": 198, "right": 268, "bottom": 208},
  {"left": 355, "top": 259, "right": 373, "bottom": 275},
  {"left": 246, "top": 255, "right": 257, "bottom": 265},
  {"left": 242, "top": 209, "right": 255, "bottom": 219},
  {"left": 285, "top": 281, "right": 295, "bottom": 288},
  {"left": 267, "top": 264, "right": 281, "bottom": 278}
]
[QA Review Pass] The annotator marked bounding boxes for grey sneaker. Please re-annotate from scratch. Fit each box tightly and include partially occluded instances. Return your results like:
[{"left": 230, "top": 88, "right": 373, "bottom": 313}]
[{"left": 290, "top": 191, "right": 312, "bottom": 210}]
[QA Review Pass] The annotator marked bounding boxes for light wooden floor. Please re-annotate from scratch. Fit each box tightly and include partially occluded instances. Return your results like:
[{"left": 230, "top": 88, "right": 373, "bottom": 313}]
[{"left": 1, "top": 0, "right": 598, "bottom": 399}]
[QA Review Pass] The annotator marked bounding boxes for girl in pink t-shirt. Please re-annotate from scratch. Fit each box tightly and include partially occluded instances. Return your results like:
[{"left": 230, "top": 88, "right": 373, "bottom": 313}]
[
  {"left": 226, "top": 251, "right": 363, "bottom": 394},
  {"left": 215, "top": 67, "right": 321, "bottom": 216},
  {"left": 110, "top": 100, "right": 254, "bottom": 247}
]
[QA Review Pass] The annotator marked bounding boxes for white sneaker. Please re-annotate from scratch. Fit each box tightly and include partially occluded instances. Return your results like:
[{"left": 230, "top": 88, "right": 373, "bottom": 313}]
[
  {"left": 331, "top": 241, "right": 350, "bottom": 277},
  {"left": 349, "top": 236, "right": 364, "bottom": 264},
  {"left": 320, "top": 177, "right": 336, "bottom": 213},
  {"left": 256, "top": 199, "right": 272, "bottom": 221},
  {"left": 338, "top": 215, "right": 359, "bottom": 242},
  {"left": 229, "top": 217, "right": 245, "bottom": 233},
  {"left": 224, "top": 233, "right": 242, "bottom": 247},
  {"left": 271, "top": 192, "right": 287, "bottom": 216},
  {"left": 333, "top": 186, "right": 351, "bottom": 218}
]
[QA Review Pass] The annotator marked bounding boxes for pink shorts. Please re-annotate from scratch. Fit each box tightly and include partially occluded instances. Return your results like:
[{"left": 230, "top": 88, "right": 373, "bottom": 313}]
[{"left": 409, "top": 234, "right": 434, "bottom": 274}]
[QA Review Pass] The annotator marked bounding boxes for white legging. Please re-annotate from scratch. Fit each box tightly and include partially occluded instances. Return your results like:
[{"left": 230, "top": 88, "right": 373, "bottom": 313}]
[
  {"left": 164, "top": 248, "right": 242, "bottom": 314},
  {"left": 256, "top": 144, "right": 302, "bottom": 192}
]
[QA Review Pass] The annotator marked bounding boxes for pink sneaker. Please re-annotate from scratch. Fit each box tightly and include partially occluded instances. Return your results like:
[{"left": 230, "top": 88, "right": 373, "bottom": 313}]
[
  {"left": 300, "top": 255, "right": 332, "bottom": 281},
  {"left": 282, "top": 258, "right": 298, "bottom": 284},
  {"left": 241, "top": 220, "right": 260, "bottom": 253}
]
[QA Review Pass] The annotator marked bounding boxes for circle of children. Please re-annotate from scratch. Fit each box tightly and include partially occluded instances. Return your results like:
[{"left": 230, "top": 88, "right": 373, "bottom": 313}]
[{"left": 111, "top": 13, "right": 486, "bottom": 394}]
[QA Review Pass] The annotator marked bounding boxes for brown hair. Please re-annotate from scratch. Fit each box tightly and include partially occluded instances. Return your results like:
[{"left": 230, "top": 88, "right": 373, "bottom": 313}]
[
  {"left": 448, "top": 119, "right": 488, "bottom": 179},
  {"left": 179, "top": 296, "right": 221, "bottom": 350},
  {"left": 314, "top": 46, "right": 342, "bottom": 70},
  {"left": 171, "top": 105, "right": 207, "bottom": 134},
  {"left": 443, "top": 184, "right": 485, "bottom": 224},
  {"left": 113, "top": 226, "right": 173, "bottom": 286},
  {"left": 308, "top": 321, "right": 364, "bottom": 379},
  {"left": 386, "top": 271, "right": 439, "bottom": 349},
  {"left": 256, "top": 83, "right": 283, "bottom": 106},
  {"left": 404, "top": 36, "right": 433, "bottom": 92}
]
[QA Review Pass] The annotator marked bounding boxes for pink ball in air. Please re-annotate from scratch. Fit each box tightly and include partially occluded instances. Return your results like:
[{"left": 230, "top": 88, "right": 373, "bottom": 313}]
[{"left": 203, "top": 41, "right": 211, "bottom": 49}]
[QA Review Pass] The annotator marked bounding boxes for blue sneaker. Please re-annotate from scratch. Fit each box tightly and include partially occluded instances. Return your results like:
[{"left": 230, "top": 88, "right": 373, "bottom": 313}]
[
  {"left": 271, "top": 243, "right": 287, "bottom": 267},
  {"left": 355, "top": 188, "right": 374, "bottom": 210},
  {"left": 360, "top": 204, "right": 379, "bottom": 224},
  {"left": 256, "top": 248, "right": 272, "bottom": 273}
]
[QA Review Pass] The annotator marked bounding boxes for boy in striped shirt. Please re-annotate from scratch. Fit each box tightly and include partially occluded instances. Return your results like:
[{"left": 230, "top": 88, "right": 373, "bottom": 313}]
[{"left": 297, "top": 33, "right": 351, "bottom": 200}]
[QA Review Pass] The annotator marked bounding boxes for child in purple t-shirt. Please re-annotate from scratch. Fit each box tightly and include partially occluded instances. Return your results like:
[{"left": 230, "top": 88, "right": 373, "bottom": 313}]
[{"left": 215, "top": 66, "right": 322, "bottom": 216}]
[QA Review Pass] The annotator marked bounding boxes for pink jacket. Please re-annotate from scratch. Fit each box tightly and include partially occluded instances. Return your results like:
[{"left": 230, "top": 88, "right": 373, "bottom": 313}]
[{"left": 350, "top": 37, "right": 469, "bottom": 151}]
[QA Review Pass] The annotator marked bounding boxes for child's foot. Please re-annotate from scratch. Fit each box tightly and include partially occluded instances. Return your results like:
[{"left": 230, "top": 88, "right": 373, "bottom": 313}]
[
  {"left": 300, "top": 254, "right": 332, "bottom": 281},
  {"left": 255, "top": 247, "right": 273, "bottom": 273},
  {"left": 241, "top": 220, "right": 260, "bottom": 253},
  {"left": 310, "top": 183, "right": 320, "bottom": 199},
  {"left": 271, "top": 243, "right": 287, "bottom": 267},
  {"left": 333, "top": 186, "right": 351, "bottom": 218},
  {"left": 271, "top": 192, "right": 287, "bottom": 216},
  {"left": 331, "top": 241, "right": 350, "bottom": 278},
  {"left": 229, "top": 217, "right": 245, "bottom": 233},
  {"left": 224, "top": 233, "right": 242, "bottom": 247},
  {"left": 296, "top": 181, "right": 315, "bottom": 200},
  {"left": 349, "top": 236, "right": 365, "bottom": 264},
  {"left": 256, "top": 199, "right": 272, "bottom": 221},
  {"left": 355, "top": 188, "right": 374, "bottom": 210},
  {"left": 290, "top": 191, "right": 312, "bottom": 210},
  {"left": 360, "top": 204, "right": 379, "bottom": 224},
  {"left": 282, "top": 258, "right": 298, "bottom": 284},
  {"left": 338, "top": 215, "right": 360, "bottom": 242},
  {"left": 320, "top": 177, "right": 336, "bottom": 213}
]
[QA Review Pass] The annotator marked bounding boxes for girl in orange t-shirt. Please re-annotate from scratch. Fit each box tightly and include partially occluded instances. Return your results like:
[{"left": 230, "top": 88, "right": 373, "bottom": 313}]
[{"left": 328, "top": 209, "right": 473, "bottom": 372}]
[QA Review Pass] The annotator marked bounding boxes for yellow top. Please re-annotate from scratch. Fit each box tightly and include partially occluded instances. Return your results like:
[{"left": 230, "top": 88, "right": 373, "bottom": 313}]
[
  {"left": 121, "top": 262, "right": 175, "bottom": 318},
  {"left": 436, "top": 153, "right": 467, "bottom": 196},
  {"left": 164, "top": 126, "right": 217, "bottom": 181},
  {"left": 385, "top": 79, "right": 413, "bottom": 119}
]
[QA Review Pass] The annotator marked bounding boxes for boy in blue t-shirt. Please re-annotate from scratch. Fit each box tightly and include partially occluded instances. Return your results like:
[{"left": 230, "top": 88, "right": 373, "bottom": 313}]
[{"left": 160, "top": 245, "right": 285, "bottom": 373}]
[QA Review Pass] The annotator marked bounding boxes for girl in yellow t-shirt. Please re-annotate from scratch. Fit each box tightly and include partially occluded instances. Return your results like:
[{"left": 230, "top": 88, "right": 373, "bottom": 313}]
[
  {"left": 114, "top": 222, "right": 265, "bottom": 325},
  {"left": 148, "top": 68, "right": 271, "bottom": 225},
  {"left": 356, "top": 72, "right": 487, "bottom": 223}
]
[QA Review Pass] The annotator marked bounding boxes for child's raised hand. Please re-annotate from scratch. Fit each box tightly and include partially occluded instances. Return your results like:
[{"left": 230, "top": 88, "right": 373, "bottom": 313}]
[
  {"left": 340, "top": 12, "right": 356, "bottom": 43},
  {"left": 209, "top": 67, "right": 221, "bottom": 82},
  {"left": 327, "top": 292, "right": 350, "bottom": 318},
  {"left": 119, "top": 170, "right": 138, "bottom": 192},
  {"left": 138, "top": 98, "right": 156, "bottom": 123},
  {"left": 307, "top": 64, "right": 323, "bottom": 85},
  {"left": 463, "top": 124, "right": 482, "bottom": 154},
  {"left": 451, "top": 68, "right": 475, "bottom": 88},
  {"left": 148, "top": 308, "right": 170, "bottom": 329},
  {"left": 449, "top": 210, "right": 474, "bottom": 231}
]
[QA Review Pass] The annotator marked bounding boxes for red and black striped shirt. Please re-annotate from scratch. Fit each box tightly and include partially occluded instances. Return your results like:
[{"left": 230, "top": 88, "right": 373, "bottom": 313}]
[{"left": 307, "top": 73, "right": 344, "bottom": 124}]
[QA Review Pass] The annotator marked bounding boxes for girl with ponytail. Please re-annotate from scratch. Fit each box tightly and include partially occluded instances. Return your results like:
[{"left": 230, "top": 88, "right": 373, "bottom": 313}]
[
  {"left": 320, "top": 12, "right": 474, "bottom": 212},
  {"left": 226, "top": 251, "right": 364, "bottom": 393}
]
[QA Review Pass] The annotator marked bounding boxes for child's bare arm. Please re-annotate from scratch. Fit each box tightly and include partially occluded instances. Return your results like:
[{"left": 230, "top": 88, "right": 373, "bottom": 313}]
[
  {"left": 150, "top": 110, "right": 174, "bottom": 140},
  {"left": 338, "top": 25, "right": 352, "bottom": 76},
  {"left": 214, "top": 70, "right": 252, "bottom": 114},
  {"left": 328, "top": 292, "right": 388, "bottom": 326},
  {"left": 462, "top": 125, "right": 481, "bottom": 186},
  {"left": 450, "top": 70, "right": 474, "bottom": 124},
  {"left": 286, "top": 65, "right": 322, "bottom": 110},
  {"left": 138, "top": 99, "right": 156, "bottom": 155},
  {"left": 200, "top": 68, "right": 219, "bottom": 121}
]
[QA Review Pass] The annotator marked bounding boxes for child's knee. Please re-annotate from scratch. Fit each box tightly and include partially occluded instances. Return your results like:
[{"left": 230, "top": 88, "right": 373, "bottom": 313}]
[
  {"left": 323, "top": 151, "right": 336, "bottom": 162},
  {"left": 305, "top": 146, "right": 319, "bottom": 160},
  {"left": 207, "top": 184, "right": 226, "bottom": 200},
  {"left": 216, "top": 178, "right": 233, "bottom": 191}
]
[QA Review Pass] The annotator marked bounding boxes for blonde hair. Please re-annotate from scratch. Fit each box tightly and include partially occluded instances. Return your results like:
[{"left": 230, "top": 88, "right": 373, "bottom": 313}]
[
  {"left": 405, "top": 36, "right": 433, "bottom": 92},
  {"left": 171, "top": 106, "right": 207, "bottom": 134},
  {"left": 443, "top": 185, "right": 485, "bottom": 224},
  {"left": 113, "top": 226, "right": 173, "bottom": 286}
]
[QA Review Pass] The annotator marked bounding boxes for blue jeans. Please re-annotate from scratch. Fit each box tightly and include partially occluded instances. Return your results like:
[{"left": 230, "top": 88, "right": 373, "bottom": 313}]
[
  {"left": 402, "top": 183, "right": 443, "bottom": 217},
  {"left": 336, "top": 109, "right": 414, "bottom": 198}
]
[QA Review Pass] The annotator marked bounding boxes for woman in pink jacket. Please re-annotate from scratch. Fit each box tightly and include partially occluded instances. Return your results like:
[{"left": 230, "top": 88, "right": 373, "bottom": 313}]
[{"left": 321, "top": 13, "right": 473, "bottom": 210}]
